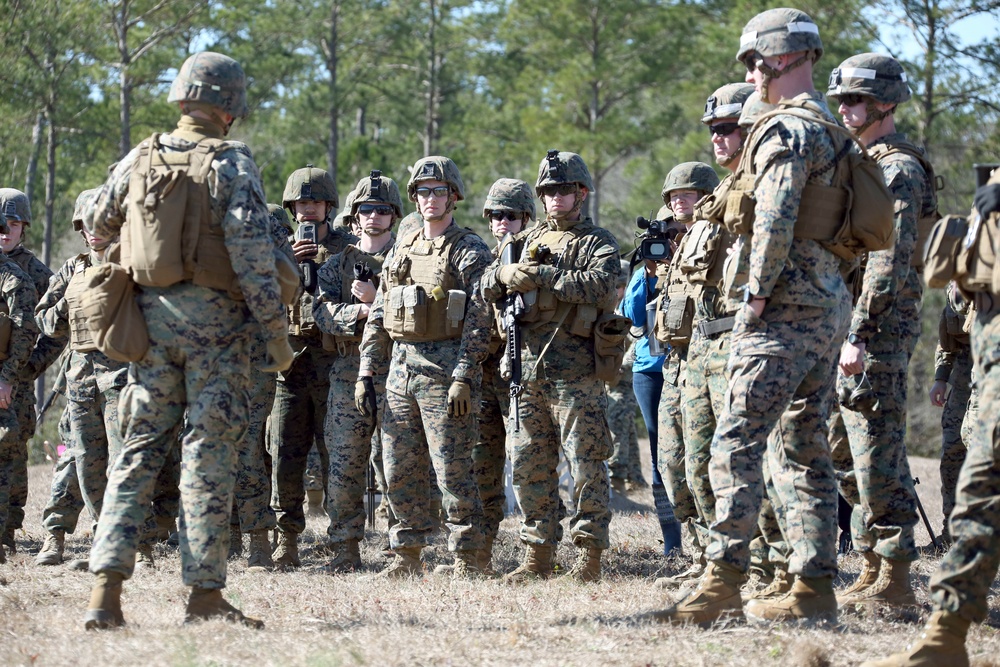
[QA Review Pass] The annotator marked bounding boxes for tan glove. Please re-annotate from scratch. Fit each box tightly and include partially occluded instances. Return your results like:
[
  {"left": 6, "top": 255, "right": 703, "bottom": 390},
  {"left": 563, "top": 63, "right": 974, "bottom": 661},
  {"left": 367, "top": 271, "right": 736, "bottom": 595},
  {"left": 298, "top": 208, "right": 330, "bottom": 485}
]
[
  {"left": 497, "top": 263, "right": 539, "bottom": 293},
  {"left": 447, "top": 379, "right": 472, "bottom": 417},
  {"left": 259, "top": 335, "right": 294, "bottom": 373},
  {"left": 355, "top": 377, "right": 377, "bottom": 417}
]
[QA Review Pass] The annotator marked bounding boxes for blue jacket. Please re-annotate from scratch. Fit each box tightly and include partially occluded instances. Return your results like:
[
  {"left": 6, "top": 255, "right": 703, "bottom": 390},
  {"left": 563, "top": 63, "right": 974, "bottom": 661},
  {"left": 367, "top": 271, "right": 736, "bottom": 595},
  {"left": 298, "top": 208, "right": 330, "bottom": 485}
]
[{"left": 621, "top": 265, "right": 664, "bottom": 373}]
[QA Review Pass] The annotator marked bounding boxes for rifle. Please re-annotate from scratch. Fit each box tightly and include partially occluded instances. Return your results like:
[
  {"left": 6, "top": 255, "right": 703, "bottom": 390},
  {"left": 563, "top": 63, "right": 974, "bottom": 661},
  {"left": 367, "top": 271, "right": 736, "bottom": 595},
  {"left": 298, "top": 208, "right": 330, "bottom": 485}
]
[
  {"left": 36, "top": 350, "right": 69, "bottom": 425},
  {"left": 366, "top": 461, "right": 377, "bottom": 530},
  {"left": 498, "top": 233, "right": 526, "bottom": 431},
  {"left": 913, "top": 476, "right": 939, "bottom": 551}
]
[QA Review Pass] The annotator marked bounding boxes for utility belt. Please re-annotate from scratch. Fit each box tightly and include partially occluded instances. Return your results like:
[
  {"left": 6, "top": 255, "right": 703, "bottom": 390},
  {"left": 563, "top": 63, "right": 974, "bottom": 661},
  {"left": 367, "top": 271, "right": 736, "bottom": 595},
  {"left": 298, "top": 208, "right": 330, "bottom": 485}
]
[
  {"left": 321, "top": 336, "right": 360, "bottom": 357},
  {"left": 696, "top": 313, "right": 736, "bottom": 338},
  {"left": 520, "top": 293, "right": 598, "bottom": 338}
]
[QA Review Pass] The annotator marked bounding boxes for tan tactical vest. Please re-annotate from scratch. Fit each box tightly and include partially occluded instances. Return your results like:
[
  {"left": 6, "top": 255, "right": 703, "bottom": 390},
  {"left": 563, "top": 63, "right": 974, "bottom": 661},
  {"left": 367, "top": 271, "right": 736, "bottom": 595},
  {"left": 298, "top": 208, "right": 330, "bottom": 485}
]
[
  {"left": 288, "top": 245, "right": 330, "bottom": 339},
  {"left": 65, "top": 253, "right": 98, "bottom": 352},
  {"left": 517, "top": 228, "right": 600, "bottom": 338},
  {"left": 322, "top": 244, "right": 386, "bottom": 350},
  {"left": 867, "top": 138, "right": 941, "bottom": 267},
  {"left": 123, "top": 133, "right": 242, "bottom": 299},
  {"left": 383, "top": 225, "right": 471, "bottom": 343}
]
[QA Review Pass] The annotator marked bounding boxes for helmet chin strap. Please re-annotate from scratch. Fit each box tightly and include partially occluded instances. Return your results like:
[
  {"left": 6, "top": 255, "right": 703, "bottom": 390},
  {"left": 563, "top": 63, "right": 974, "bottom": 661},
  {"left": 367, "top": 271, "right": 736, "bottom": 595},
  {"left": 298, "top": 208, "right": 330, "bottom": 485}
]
[
  {"left": 851, "top": 100, "right": 894, "bottom": 137},
  {"left": 717, "top": 139, "right": 745, "bottom": 168},
  {"left": 756, "top": 53, "right": 810, "bottom": 102}
]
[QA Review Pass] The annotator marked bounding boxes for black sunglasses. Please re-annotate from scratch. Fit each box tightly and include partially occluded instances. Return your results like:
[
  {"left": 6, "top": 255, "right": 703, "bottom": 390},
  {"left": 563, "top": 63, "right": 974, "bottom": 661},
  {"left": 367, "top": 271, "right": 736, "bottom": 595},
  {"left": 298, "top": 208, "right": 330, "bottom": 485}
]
[
  {"left": 489, "top": 210, "right": 522, "bottom": 222},
  {"left": 414, "top": 185, "right": 451, "bottom": 198},
  {"left": 539, "top": 183, "right": 578, "bottom": 197},
  {"left": 358, "top": 204, "right": 394, "bottom": 216},
  {"left": 709, "top": 122, "right": 740, "bottom": 137},
  {"left": 743, "top": 52, "right": 764, "bottom": 73},
  {"left": 837, "top": 93, "right": 867, "bottom": 107}
]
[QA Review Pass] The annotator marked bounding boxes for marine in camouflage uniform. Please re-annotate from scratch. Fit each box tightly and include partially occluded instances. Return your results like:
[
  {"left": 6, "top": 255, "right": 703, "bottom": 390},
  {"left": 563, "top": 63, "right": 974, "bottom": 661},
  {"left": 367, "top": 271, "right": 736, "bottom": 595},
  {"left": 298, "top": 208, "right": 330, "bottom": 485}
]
[
  {"left": 651, "top": 9, "right": 851, "bottom": 625},
  {"left": 269, "top": 165, "right": 355, "bottom": 568},
  {"left": 314, "top": 171, "right": 400, "bottom": 572},
  {"left": 0, "top": 208, "right": 40, "bottom": 565},
  {"left": 482, "top": 151, "right": 621, "bottom": 583},
  {"left": 359, "top": 156, "right": 492, "bottom": 577},
  {"left": 929, "top": 284, "right": 974, "bottom": 543},
  {"left": 83, "top": 52, "right": 289, "bottom": 629},
  {"left": 33, "top": 189, "right": 130, "bottom": 566},
  {"left": 606, "top": 336, "right": 640, "bottom": 491},
  {"left": 0, "top": 188, "right": 61, "bottom": 553},
  {"left": 827, "top": 53, "right": 939, "bottom": 609},
  {"left": 860, "top": 174, "right": 1000, "bottom": 667},
  {"left": 228, "top": 203, "right": 297, "bottom": 570}
]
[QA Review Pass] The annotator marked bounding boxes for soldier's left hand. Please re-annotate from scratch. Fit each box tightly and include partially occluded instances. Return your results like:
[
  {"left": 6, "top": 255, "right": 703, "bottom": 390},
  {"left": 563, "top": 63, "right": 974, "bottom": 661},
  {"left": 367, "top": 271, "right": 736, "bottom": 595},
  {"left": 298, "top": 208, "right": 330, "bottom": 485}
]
[
  {"left": 0, "top": 380, "right": 11, "bottom": 410},
  {"left": 839, "top": 340, "right": 866, "bottom": 376},
  {"left": 498, "top": 263, "right": 539, "bottom": 293},
  {"left": 447, "top": 379, "right": 471, "bottom": 417},
  {"left": 352, "top": 279, "right": 377, "bottom": 304}
]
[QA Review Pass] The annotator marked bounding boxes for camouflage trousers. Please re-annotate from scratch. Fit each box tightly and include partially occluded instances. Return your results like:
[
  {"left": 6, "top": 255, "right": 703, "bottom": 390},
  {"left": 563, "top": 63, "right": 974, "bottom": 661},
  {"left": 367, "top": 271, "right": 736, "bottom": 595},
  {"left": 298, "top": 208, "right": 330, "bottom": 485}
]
[
  {"left": 941, "top": 345, "right": 973, "bottom": 535},
  {"left": 658, "top": 352, "right": 696, "bottom": 532},
  {"left": 475, "top": 363, "right": 509, "bottom": 540},
  {"left": 90, "top": 284, "right": 250, "bottom": 588},
  {"left": 324, "top": 347, "right": 380, "bottom": 544},
  {"left": 509, "top": 361, "right": 612, "bottom": 550},
  {"left": 304, "top": 443, "right": 326, "bottom": 493},
  {"left": 42, "top": 386, "right": 125, "bottom": 534},
  {"left": 0, "top": 382, "right": 33, "bottom": 539},
  {"left": 268, "top": 342, "right": 334, "bottom": 535},
  {"left": 232, "top": 349, "right": 277, "bottom": 533},
  {"left": 835, "top": 365, "right": 919, "bottom": 561},
  {"left": 382, "top": 371, "right": 484, "bottom": 552},
  {"left": 707, "top": 299, "right": 849, "bottom": 578},
  {"left": 930, "top": 299, "right": 1000, "bottom": 623},
  {"left": 4, "top": 380, "right": 36, "bottom": 534},
  {"left": 607, "top": 379, "right": 641, "bottom": 483}
]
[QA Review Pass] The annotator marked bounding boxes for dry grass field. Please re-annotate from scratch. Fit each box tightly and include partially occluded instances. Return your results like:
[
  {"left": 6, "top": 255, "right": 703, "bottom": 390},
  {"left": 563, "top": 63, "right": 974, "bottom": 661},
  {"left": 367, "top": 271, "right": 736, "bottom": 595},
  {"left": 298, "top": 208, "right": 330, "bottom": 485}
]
[{"left": 2, "top": 455, "right": 999, "bottom": 667}]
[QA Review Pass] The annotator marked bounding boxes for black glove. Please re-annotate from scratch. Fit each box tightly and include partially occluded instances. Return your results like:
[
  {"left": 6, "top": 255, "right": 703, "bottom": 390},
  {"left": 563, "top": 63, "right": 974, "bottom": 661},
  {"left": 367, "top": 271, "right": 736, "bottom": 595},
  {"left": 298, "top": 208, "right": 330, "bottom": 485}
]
[
  {"left": 355, "top": 377, "right": 378, "bottom": 419},
  {"left": 974, "top": 183, "right": 1000, "bottom": 218}
]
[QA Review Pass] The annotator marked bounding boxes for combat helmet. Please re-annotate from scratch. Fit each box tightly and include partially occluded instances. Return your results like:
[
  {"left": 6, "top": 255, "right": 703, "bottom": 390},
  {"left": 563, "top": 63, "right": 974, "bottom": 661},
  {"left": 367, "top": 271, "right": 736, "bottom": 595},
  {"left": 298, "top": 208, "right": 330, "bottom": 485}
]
[
  {"left": 737, "top": 8, "right": 822, "bottom": 65},
  {"left": 407, "top": 156, "right": 465, "bottom": 202},
  {"left": 828, "top": 53, "right": 910, "bottom": 106},
  {"left": 267, "top": 203, "right": 293, "bottom": 237},
  {"left": 661, "top": 162, "right": 720, "bottom": 202},
  {"left": 482, "top": 178, "right": 536, "bottom": 221},
  {"left": 282, "top": 164, "right": 339, "bottom": 212},
  {"left": 167, "top": 51, "right": 250, "bottom": 119},
  {"left": 352, "top": 170, "right": 404, "bottom": 218},
  {"left": 333, "top": 189, "right": 358, "bottom": 230},
  {"left": 535, "top": 150, "right": 594, "bottom": 195},
  {"left": 0, "top": 188, "right": 31, "bottom": 225},
  {"left": 72, "top": 188, "right": 100, "bottom": 232},
  {"left": 739, "top": 91, "right": 776, "bottom": 131},
  {"left": 702, "top": 83, "right": 756, "bottom": 124}
]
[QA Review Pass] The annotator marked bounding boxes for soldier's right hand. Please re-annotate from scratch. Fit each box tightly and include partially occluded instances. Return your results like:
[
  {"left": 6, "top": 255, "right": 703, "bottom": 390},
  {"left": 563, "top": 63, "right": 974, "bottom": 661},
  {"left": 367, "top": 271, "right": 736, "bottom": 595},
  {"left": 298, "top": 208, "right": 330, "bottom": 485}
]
[
  {"left": 260, "top": 335, "right": 294, "bottom": 373},
  {"left": 498, "top": 263, "right": 539, "bottom": 293},
  {"left": 355, "top": 377, "right": 377, "bottom": 416},
  {"left": 929, "top": 380, "right": 949, "bottom": 407}
]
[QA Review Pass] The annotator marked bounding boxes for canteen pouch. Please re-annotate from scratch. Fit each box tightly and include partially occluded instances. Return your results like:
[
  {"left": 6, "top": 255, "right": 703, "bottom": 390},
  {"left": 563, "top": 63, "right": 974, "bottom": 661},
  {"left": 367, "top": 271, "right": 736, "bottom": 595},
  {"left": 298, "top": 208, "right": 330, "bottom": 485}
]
[
  {"left": 593, "top": 313, "right": 630, "bottom": 383},
  {"left": 923, "top": 215, "right": 968, "bottom": 289},
  {"left": 79, "top": 263, "right": 149, "bottom": 363}
]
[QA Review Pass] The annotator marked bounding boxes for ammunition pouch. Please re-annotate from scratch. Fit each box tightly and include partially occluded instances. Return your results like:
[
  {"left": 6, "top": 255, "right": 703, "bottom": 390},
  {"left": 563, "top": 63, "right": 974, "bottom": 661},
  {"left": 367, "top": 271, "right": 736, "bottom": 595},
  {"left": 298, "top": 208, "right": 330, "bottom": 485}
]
[
  {"left": 78, "top": 263, "right": 150, "bottom": 363},
  {"left": 593, "top": 312, "right": 630, "bottom": 383}
]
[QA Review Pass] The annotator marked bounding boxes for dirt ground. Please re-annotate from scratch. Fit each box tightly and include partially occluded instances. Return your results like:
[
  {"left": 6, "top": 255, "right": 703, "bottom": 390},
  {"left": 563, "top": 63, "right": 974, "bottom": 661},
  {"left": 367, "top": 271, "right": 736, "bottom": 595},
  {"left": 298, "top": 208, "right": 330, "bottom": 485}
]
[{"left": 1, "top": 454, "right": 998, "bottom": 667}]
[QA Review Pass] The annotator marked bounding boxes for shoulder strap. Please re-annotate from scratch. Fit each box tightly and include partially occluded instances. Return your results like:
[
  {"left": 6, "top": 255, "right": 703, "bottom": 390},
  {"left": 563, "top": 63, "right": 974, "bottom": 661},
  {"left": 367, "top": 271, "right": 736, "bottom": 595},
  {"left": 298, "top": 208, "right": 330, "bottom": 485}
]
[{"left": 752, "top": 104, "right": 873, "bottom": 160}]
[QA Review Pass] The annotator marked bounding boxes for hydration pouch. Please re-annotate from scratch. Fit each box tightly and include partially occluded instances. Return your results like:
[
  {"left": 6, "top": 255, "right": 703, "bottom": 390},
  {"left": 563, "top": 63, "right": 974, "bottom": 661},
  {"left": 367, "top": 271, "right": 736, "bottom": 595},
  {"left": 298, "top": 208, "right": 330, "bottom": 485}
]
[
  {"left": 79, "top": 263, "right": 150, "bottom": 363},
  {"left": 723, "top": 174, "right": 756, "bottom": 236},
  {"left": 402, "top": 284, "right": 426, "bottom": 336},
  {"left": 923, "top": 215, "right": 968, "bottom": 289},
  {"left": 593, "top": 312, "right": 630, "bottom": 383},
  {"left": 446, "top": 289, "right": 467, "bottom": 334}
]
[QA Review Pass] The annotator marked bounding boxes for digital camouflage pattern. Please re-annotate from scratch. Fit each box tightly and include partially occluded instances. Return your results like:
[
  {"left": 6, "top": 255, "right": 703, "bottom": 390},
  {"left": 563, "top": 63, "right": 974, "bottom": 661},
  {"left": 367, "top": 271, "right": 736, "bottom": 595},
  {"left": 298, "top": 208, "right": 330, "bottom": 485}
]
[
  {"left": 827, "top": 53, "right": 910, "bottom": 106},
  {"left": 929, "top": 298, "right": 1000, "bottom": 623},
  {"left": 658, "top": 351, "right": 696, "bottom": 536},
  {"left": 85, "top": 116, "right": 286, "bottom": 589},
  {"left": 360, "top": 221, "right": 493, "bottom": 552},
  {"left": 534, "top": 151, "right": 594, "bottom": 193},
  {"left": 481, "top": 215, "right": 620, "bottom": 550},
  {"left": 661, "top": 162, "right": 720, "bottom": 199},
  {"left": 483, "top": 178, "right": 535, "bottom": 221},
  {"left": 702, "top": 83, "right": 755, "bottom": 124},
  {"left": 35, "top": 250, "right": 128, "bottom": 535},
  {"left": 407, "top": 156, "right": 466, "bottom": 201},
  {"left": 351, "top": 172, "right": 403, "bottom": 218},
  {"left": 607, "top": 341, "right": 640, "bottom": 486},
  {"left": 0, "top": 255, "right": 39, "bottom": 548},
  {"left": 282, "top": 165, "right": 339, "bottom": 210},
  {"left": 313, "top": 235, "right": 395, "bottom": 546},
  {"left": 167, "top": 52, "right": 250, "bottom": 119},
  {"left": 706, "top": 92, "right": 851, "bottom": 579},
  {"left": 834, "top": 129, "right": 936, "bottom": 562},
  {"left": 0, "top": 188, "right": 32, "bottom": 224},
  {"left": 736, "top": 7, "right": 823, "bottom": 64}
]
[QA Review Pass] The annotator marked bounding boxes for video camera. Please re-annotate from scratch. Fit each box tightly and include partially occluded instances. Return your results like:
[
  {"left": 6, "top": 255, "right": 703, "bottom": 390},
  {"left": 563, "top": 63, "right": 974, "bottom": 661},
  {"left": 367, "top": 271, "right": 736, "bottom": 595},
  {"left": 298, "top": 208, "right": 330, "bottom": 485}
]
[{"left": 634, "top": 215, "right": 681, "bottom": 262}]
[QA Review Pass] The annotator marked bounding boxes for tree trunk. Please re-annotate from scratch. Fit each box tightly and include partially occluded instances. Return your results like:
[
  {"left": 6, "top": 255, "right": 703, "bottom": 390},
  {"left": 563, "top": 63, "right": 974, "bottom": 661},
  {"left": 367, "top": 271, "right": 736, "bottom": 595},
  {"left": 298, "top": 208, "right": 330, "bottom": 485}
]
[
  {"left": 24, "top": 112, "right": 44, "bottom": 201},
  {"left": 356, "top": 105, "right": 366, "bottom": 137},
  {"left": 326, "top": 1, "right": 340, "bottom": 183},
  {"left": 423, "top": 0, "right": 437, "bottom": 156},
  {"left": 120, "top": 66, "right": 132, "bottom": 158},
  {"left": 37, "top": 98, "right": 57, "bottom": 410}
]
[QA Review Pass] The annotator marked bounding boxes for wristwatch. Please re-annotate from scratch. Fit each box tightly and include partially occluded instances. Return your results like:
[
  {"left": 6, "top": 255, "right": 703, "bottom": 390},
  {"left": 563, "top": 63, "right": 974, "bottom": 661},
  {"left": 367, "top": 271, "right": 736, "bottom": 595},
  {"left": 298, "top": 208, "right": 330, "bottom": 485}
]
[
  {"left": 742, "top": 286, "right": 767, "bottom": 304},
  {"left": 847, "top": 333, "right": 867, "bottom": 345}
]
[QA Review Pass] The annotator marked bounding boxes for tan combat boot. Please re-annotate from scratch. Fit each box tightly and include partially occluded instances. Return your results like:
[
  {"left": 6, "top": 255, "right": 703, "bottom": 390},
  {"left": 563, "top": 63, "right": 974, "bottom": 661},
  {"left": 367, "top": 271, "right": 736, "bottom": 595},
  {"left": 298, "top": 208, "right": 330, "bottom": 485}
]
[
  {"left": 272, "top": 531, "right": 301, "bottom": 568},
  {"left": 859, "top": 610, "right": 970, "bottom": 667},
  {"left": 836, "top": 550, "right": 881, "bottom": 606},
  {"left": 849, "top": 557, "right": 918, "bottom": 609},
  {"left": 35, "top": 529, "right": 66, "bottom": 566},
  {"left": 185, "top": 587, "right": 265, "bottom": 629},
  {"left": 567, "top": 547, "right": 602, "bottom": 583},
  {"left": 643, "top": 561, "right": 745, "bottom": 626},
  {"left": 83, "top": 571, "right": 126, "bottom": 630},
  {"left": 744, "top": 567, "right": 793, "bottom": 602},
  {"left": 3, "top": 525, "right": 16, "bottom": 555},
  {"left": 246, "top": 530, "right": 274, "bottom": 572},
  {"left": 504, "top": 543, "right": 554, "bottom": 584},
  {"left": 745, "top": 575, "right": 838, "bottom": 624},
  {"left": 379, "top": 546, "right": 422, "bottom": 578},
  {"left": 478, "top": 535, "right": 496, "bottom": 575},
  {"left": 306, "top": 489, "right": 325, "bottom": 517},
  {"left": 655, "top": 557, "right": 706, "bottom": 590},
  {"left": 135, "top": 543, "right": 155, "bottom": 570},
  {"left": 611, "top": 477, "right": 627, "bottom": 498},
  {"left": 322, "top": 539, "right": 362, "bottom": 573},
  {"left": 447, "top": 549, "right": 484, "bottom": 578},
  {"left": 229, "top": 524, "right": 243, "bottom": 559}
]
